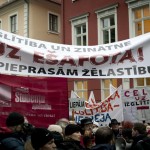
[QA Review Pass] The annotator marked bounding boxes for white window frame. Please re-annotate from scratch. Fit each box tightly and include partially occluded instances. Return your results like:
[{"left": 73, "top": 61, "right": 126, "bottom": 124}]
[
  {"left": 48, "top": 11, "right": 60, "bottom": 34},
  {"left": 9, "top": 12, "right": 18, "bottom": 33},
  {"left": 127, "top": 0, "right": 150, "bottom": 38},
  {"left": 127, "top": 0, "right": 150, "bottom": 88},
  {"left": 70, "top": 13, "right": 89, "bottom": 45},
  {"left": 95, "top": 4, "right": 118, "bottom": 44}
]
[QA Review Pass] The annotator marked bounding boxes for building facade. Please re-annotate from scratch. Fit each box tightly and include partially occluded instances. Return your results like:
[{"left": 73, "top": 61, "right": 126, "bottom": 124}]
[
  {"left": 0, "top": 0, "right": 61, "bottom": 43},
  {"left": 62, "top": 0, "right": 150, "bottom": 102}
]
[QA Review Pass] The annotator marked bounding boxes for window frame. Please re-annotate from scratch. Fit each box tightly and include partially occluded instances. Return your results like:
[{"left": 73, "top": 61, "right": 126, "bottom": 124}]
[
  {"left": 70, "top": 13, "right": 89, "bottom": 45},
  {"left": 74, "top": 80, "right": 88, "bottom": 100},
  {"left": 127, "top": 0, "right": 150, "bottom": 88},
  {"left": 95, "top": 4, "right": 118, "bottom": 44},
  {"left": 127, "top": 0, "right": 150, "bottom": 37},
  {"left": 48, "top": 11, "right": 60, "bottom": 34},
  {"left": 100, "top": 79, "right": 117, "bottom": 101},
  {"left": 9, "top": 13, "right": 18, "bottom": 33}
]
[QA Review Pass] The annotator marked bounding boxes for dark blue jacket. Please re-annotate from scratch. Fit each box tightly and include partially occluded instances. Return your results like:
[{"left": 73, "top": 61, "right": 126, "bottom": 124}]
[{"left": 0, "top": 132, "right": 26, "bottom": 150}]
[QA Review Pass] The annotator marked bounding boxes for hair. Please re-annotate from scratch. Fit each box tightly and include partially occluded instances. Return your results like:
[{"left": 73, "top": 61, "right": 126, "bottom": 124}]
[
  {"left": 133, "top": 122, "right": 146, "bottom": 134},
  {"left": 95, "top": 126, "right": 114, "bottom": 145}
]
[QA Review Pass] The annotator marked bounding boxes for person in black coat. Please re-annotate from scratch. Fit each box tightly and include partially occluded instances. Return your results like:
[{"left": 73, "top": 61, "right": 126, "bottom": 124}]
[
  {"left": 0, "top": 112, "right": 27, "bottom": 150},
  {"left": 91, "top": 126, "right": 116, "bottom": 150},
  {"left": 59, "top": 124, "right": 85, "bottom": 150},
  {"left": 131, "top": 122, "right": 150, "bottom": 150}
]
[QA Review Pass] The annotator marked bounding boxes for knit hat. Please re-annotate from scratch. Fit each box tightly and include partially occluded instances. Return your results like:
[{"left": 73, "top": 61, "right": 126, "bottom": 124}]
[
  {"left": 80, "top": 118, "right": 93, "bottom": 127},
  {"left": 109, "top": 119, "right": 119, "bottom": 127},
  {"left": 65, "top": 124, "right": 81, "bottom": 136},
  {"left": 48, "top": 124, "right": 63, "bottom": 134},
  {"left": 6, "top": 112, "right": 24, "bottom": 127},
  {"left": 31, "top": 128, "right": 54, "bottom": 150}
]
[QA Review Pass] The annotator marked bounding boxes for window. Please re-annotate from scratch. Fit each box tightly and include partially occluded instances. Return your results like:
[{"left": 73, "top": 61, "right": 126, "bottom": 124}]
[
  {"left": 127, "top": 1, "right": 150, "bottom": 88},
  {"left": 70, "top": 13, "right": 89, "bottom": 45},
  {"left": 74, "top": 80, "right": 88, "bottom": 100},
  {"left": 10, "top": 14, "right": 17, "bottom": 33},
  {"left": 134, "top": 5, "right": 150, "bottom": 36},
  {"left": 96, "top": 4, "right": 118, "bottom": 44},
  {"left": 75, "top": 24, "right": 87, "bottom": 45},
  {"left": 101, "top": 79, "right": 117, "bottom": 101},
  {"left": 49, "top": 13, "right": 59, "bottom": 33},
  {"left": 71, "top": 14, "right": 88, "bottom": 100}
]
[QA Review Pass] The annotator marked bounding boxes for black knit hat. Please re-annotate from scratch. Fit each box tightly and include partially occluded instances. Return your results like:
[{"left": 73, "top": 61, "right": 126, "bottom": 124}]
[
  {"left": 65, "top": 124, "right": 81, "bottom": 136},
  {"left": 31, "top": 128, "right": 54, "bottom": 150},
  {"left": 6, "top": 112, "right": 24, "bottom": 127},
  {"left": 109, "top": 119, "right": 120, "bottom": 127},
  {"left": 80, "top": 118, "right": 93, "bottom": 127}
]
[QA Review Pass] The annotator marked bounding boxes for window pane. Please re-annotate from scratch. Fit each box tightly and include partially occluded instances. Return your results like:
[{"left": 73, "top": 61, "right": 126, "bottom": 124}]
[
  {"left": 82, "top": 24, "right": 86, "bottom": 33},
  {"left": 103, "top": 18, "right": 109, "bottom": 28},
  {"left": 49, "top": 14, "right": 58, "bottom": 32},
  {"left": 112, "top": 79, "right": 117, "bottom": 87},
  {"left": 104, "top": 79, "right": 110, "bottom": 88},
  {"left": 137, "top": 78, "right": 144, "bottom": 86},
  {"left": 77, "top": 37, "right": 81, "bottom": 45},
  {"left": 77, "top": 92, "right": 82, "bottom": 98},
  {"left": 83, "top": 81, "right": 87, "bottom": 89},
  {"left": 134, "top": 8, "right": 141, "bottom": 19},
  {"left": 104, "top": 89, "right": 109, "bottom": 99},
  {"left": 84, "top": 92, "right": 88, "bottom": 100},
  {"left": 110, "top": 28, "right": 115, "bottom": 43},
  {"left": 146, "top": 78, "right": 150, "bottom": 85},
  {"left": 144, "top": 19, "right": 150, "bottom": 33},
  {"left": 77, "top": 81, "right": 82, "bottom": 89},
  {"left": 76, "top": 26, "right": 81, "bottom": 34},
  {"left": 135, "top": 22, "right": 142, "bottom": 35},
  {"left": 143, "top": 6, "right": 150, "bottom": 17},
  {"left": 103, "top": 30, "right": 109, "bottom": 44},
  {"left": 110, "top": 16, "right": 115, "bottom": 26},
  {"left": 83, "top": 35, "right": 86, "bottom": 46}
]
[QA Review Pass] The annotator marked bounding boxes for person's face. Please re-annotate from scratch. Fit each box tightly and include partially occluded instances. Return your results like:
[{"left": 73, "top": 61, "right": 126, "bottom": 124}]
[
  {"left": 84, "top": 123, "right": 93, "bottom": 130},
  {"left": 70, "top": 131, "right": 81, "bottom": 141},
  {"left": 111, "top": 124, "right": 119, "bottom": 131},
  {"left": 132, "top": 128, "right": 138, "bottom": 137},
  {"left": 41, "top": 139, "right": 56, "bottom": 150}
]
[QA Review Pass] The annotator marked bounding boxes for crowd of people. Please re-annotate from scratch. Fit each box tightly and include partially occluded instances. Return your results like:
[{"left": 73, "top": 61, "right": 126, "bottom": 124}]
[{"left": 0, "top": 112, "right": 150, "bottom": 150}]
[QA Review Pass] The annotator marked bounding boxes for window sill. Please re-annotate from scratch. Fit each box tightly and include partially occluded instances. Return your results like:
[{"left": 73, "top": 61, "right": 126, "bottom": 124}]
[{"left": 48, "top": 30, "right": 59, "bottom": 35}]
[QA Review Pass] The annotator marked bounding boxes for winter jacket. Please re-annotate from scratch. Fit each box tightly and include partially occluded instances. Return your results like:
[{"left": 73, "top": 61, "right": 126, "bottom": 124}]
[
  {"left": 0, "top": 131, "right": 26, "bottom": 150},
  {"left": 131, "top": 135, "right": 150, "bottom": 150},
  {"left": 58, "top": 138, "right": 85, "bottom": 150}
]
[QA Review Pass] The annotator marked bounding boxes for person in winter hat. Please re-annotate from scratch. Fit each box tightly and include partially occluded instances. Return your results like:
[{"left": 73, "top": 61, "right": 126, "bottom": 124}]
[
  {"left": 48, "top": 124, "right": 63, "bottom": 137},
  {"left": 0, "top": 112, "right": 27, "bottom": 150},
  {"left": 59, "top": 124, "right": 85, "bottom": 150},
  {"left": 31, "top": 127, "right": 56, "bottom": 150}
]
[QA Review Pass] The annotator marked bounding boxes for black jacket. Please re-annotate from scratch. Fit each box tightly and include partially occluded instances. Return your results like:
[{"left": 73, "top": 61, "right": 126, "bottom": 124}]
[
  {"left": 58, "top": 139, "right": 85, "bottom": 150},
  {"left": 131, "top": 135, "right": 150, "bottom": 150}
]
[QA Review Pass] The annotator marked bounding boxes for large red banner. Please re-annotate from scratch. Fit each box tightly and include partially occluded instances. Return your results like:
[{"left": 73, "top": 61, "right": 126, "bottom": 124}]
[{"left": 0, "top": 74, "right": 68, "bottom": 128}]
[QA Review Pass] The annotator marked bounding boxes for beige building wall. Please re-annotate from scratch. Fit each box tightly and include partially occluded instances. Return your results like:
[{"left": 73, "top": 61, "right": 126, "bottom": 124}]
[
  {"left": 0, "top": 0, "right": 25, "bottom": 35},
  {"left": 0, "top": 0, "right": 61, "bottom": 43},
  {"left": 29, "top": 0, "right": 61, "bottom": 43}
]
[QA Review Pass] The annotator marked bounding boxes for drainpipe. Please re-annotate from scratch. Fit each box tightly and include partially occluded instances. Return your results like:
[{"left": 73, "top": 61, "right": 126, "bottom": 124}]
[{"left": 24, "top": 0, "right": 29, "bottom": 37}]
